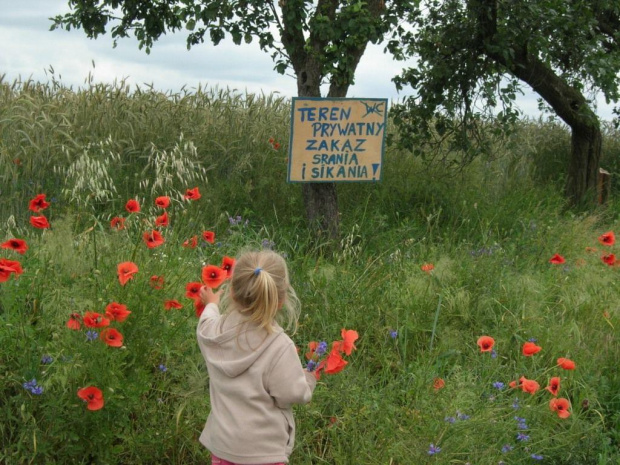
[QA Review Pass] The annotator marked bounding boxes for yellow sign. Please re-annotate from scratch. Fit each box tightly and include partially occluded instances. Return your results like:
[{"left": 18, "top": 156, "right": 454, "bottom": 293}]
[{"left": 287, "top": 97, "right": 387, "bottom": 182}]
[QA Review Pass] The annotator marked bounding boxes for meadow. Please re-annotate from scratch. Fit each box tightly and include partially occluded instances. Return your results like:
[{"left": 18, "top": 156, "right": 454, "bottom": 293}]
[{"left": 1, "top": 76, "right": 619, "bottom": 464}]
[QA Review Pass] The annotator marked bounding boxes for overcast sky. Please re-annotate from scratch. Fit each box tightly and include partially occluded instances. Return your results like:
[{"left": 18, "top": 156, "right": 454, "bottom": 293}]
[{"left": 1, "top": 0, "right": 616, "bottom": 121}]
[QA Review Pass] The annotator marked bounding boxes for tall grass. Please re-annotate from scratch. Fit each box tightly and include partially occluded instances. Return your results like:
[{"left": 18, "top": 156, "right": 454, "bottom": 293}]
[{"left": 1, "top": 77, "right": 619, "bottom": 464}]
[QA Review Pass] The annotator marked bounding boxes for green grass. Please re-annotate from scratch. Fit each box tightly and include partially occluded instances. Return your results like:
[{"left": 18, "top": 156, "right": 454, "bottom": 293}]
[{"left": 1, "top": 78, "right": 619, "bottom": 464}]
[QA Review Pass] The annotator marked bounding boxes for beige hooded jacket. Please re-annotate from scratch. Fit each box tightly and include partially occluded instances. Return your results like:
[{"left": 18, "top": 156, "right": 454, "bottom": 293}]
[{"left": 197, "top": 303, "right": 316, "bottom": 464}]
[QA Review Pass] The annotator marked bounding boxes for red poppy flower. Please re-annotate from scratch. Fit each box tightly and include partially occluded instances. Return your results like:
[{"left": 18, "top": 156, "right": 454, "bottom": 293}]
[
  {"left": 13, "top": 158, "right": 21, "bottom": 165},
  {"left": 332, "top": 340, "right": 344, "bottom": 353},
  {"left": 421, "top": 263, "right": 434, "bottom": 273},
  {"left": 0, "top": 258, "right": 23, "bottom": 282},
  {"left": 519, "top": 376, "right": 540, "bottom": 395},
  {"left": 155, "top": 211, "right": 169, "bottom": 227},
  {"left": 117, "top": 261, "right": 138, "bottom": 286},
  {"left": 305, "top": 341, "right": 319, "bottom": 360},
  {"left": 105, "top": 302, "right": 131, "bottom": 322},
  {"left": 545, "top": 377, "right": 561, "bottom": 396},
  {"left": 164, "top": 299, "right": 183, "bottom": 310},
  {"left": 155, "top": 196, "right": 170, "bottom": 208},
  {"left": 477, "top": 335, "right": 495, "bottom": 352},
  {"left": 522, "top": 341, "right": 542, "bottom": 356},
  {"left": 557, "top": 357, "right": 576, "bottom": 370},
  {"left": 185, "top": 282, "right": 203, "bottom": 299},
  {"left": 30, "top": 215, "right": 50, "bottom": 229},
  {"left": 1, "top": 238, "right": 28, "bottom": 255},
  {"left": 110, "top": 217, "right": 126, "bottom": 230},
  {"left": 549, "top": 254, "right": 565, "bottom": 264},
  {"left": 341, "top": 329, "right": 359, "bottom": 355},
  {"left": 66, "top": 313, "right": 82, "bottom": 330},
  {"left": 221, "top": 256, "right": 236, "bottom": 279},
  {"left": 150, "top": 275, "right": 165, "bottom": 290},
  {"left": 509, "top": 380, "right": 518, "bottom": 389},
  {"left": 549, "top": 397, "right": 571, "bottom": 418},
  {"left": 184, "top": 187, "right": 201, "bottom": 200},
  {"left": 125, "top": 199, "right": 140, "bottom": 213},
  {"left": 143, "top": 230, "right": 165, "bottom": 248},
  {"left": 28, "top": 194, "right": 50, "bottom": 212},
  {"left": 183, "top": 235, "right": 198, "bottom": 248},
  {"left": 195, "top": 299, "right": 206, "bottom": 317},
  {"left": 202, "top": 265, "right": 226, "bottom": 288},
  {"left": 202, "top": 230, "right": 215, "bottom": 244},
  {"left": 598, "top": 231, "right": 615, "bottom": 246},
  {"left": 77, "top": 386, "right": 104, "bottom": 411},
  {"left": 83, "top": 311, "right": 110, "bottom": 328},
  {"left": 601, "top": 253, "right": 616, "bottom": 266},
  {"left": 268, "top": 137, "right": 275, "bottom": 144},
  {"left": 100, "top": 327, "right": 124, "bottom": 347},
  {"left": 433, "top": 377, "right": 445, "bottom": 391},
  {"left": 273, "top": 142, "right": 281, "bottom": 150},
  {"left": 324, "top": 350, "right": 347, "bottom": 374},
  {"left": 314, "top": 360, "right": 326, "bottom": 380}
]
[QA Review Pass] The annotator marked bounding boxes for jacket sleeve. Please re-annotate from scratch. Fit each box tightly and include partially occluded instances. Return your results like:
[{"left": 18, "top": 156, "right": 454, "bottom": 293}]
[
  {"left": 196, "top": 303, "right": 220, "bottom": 342},
  {"left": 266, "top": 341, "right": 317, "bottom": 409}
]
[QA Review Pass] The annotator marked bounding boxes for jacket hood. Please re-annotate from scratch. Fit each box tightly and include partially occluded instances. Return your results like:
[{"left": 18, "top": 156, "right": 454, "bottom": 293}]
[{"left": 200, "top": 310, "right": 284, "bottom": 377}]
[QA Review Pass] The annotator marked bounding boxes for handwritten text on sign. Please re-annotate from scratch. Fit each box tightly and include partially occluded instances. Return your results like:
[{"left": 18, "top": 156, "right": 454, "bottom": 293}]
[{"left": 287, "top": 98, "right": 388, "bottom": 182}]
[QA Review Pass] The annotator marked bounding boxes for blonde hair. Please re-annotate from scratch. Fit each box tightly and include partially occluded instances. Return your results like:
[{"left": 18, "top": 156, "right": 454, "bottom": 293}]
[{"left": 222, "top": 249, "right": 300, "bottom": 334}]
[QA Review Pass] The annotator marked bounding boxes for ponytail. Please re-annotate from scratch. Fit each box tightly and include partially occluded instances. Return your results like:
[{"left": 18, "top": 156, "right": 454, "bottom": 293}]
[{"left": 225, "top": 250, "right": 300, "bottom": 333}]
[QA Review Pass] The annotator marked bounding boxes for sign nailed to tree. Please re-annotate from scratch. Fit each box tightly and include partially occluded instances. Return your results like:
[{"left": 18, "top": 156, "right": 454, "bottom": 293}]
[{"left": 287, "top": 97, "right": 388, "bottom": 183}]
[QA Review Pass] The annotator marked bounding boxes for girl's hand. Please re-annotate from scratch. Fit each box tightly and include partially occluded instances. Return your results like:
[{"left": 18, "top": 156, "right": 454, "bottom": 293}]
[{"left": 199, "top": 286, "right": 222, "bottom": 306}]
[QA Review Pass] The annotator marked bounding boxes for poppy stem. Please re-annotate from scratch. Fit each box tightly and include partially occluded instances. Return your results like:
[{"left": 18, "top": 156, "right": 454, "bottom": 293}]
[{"left": 429, "top": 293, "right": 443, "bottom": 352}]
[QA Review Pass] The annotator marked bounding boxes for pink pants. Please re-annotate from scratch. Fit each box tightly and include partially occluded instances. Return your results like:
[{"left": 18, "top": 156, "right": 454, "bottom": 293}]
[{"left": 211, "top": 454, "right": 285, "bottom": 465}]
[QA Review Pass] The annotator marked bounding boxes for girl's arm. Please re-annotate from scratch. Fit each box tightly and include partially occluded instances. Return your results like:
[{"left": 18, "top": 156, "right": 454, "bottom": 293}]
[{"left": 267, "top": 342, "right": 317, "bottom": 409}]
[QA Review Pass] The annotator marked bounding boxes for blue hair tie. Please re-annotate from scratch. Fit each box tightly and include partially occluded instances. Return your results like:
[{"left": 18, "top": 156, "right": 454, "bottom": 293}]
[{"left": 254, "top": 267, "right": 262, "bottom": 276}]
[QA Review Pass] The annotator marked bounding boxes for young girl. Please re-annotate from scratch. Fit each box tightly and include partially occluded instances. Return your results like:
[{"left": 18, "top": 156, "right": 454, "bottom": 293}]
[{"left": 196, "top": 250, "right": 316, "bottom": 465}]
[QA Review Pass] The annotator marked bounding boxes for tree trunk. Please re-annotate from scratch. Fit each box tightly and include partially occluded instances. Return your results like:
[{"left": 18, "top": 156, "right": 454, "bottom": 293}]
[
  {"left": 491, "top": 43, "right": 602, "bottom": 206},
  {"left": 295, "top": 59, "right": 341, "bottom": 242},
  {"left": 568, "top": 125, "right": 602, "bottom": 206},
  {"left": 474, "top": 0, "right": 602, "bottom": 206}
]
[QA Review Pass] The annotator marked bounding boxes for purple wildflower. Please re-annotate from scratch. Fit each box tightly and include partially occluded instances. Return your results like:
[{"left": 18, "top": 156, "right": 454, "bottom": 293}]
[
  {"left": 159, "top": 364, "right": 167, "bottom": 372},
  {"left": 86, "top": 330, "right": 98, "bottom": 341},
  {"left": 517, "top": 432, "right": 530, "bottom": 442},
  {"left": 316, "top": 341, "right": 328, "bottom": 356},
  {"left": 306, "top": 360, "right": 317, "bottom": 372},
  {"left": 389, "top": 330, "right": 398, "bottom": 339},
  {"left": 493, "top": 381, "right": 505, "bottom": 390},
  {"left": 41, "top": 355, "right": 53, "bottom": 364},
  {"left": 531, "top": 454, "right": 544, "bottom": 460},
  {"left": 23, "top": 379, "right": 44, "bottom": 395},
  {"left": 501, "top": 444, "right": 513, "bottom": 453},
  {"left": 428, "top": 444, "right": 441, "bottom": 455},
  {"left": 444, "top": 416, "right": 456, "bottom": 424}
]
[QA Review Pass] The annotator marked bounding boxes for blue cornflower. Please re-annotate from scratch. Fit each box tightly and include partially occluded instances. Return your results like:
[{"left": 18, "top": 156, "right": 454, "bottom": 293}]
[
  {"left": 528, "top": 337, "right": 537, "bottom": 343},
  {"left": 428, "top": 444, "right": 441, "bottom": 455},
  {"left": 517, "top": 432, "right": 530, "bottom": 442},
  {"left": 512, "top": 398, "right": 520, "bottom": 409},
  {"left": 23, "top": 379, "right": 44, "bottom": 395},
  {"left": 457, "top": 412, "right": 470, "bottom": 421},
  {"left": 491, "top": 349, "right": 498, "bottom": 359},
  {"left": 444, "top": 416, "right": 456, "bottom": 424},
  {"left": 501, "top": 444, "right": 513, "bottom": 453},
  {"left": 86, "top": 330, "right": 98, "bottom": 341},
  {"left": 315, "top": 341, "right": 328, "bottom": 356},
  {"left": 493, "top": 381, "right": 505, "bottom": 390},
  {"left": 306, "top": 360, "right": 317, "bottom": 372},
  {"left": 389, "top": 330, "right": 398, "bottom": 339},
  {"left": 531, "top": 454, "right": 544, "bottom": 460},
  {"left": 159, "top": 364, "right": 167, "bottom": 372},
  {"left": 261, "top": 239, "right": 275, "bottom": 250},
  {"left": 41, "top": 355, "right": 53, "bottom": 364}
]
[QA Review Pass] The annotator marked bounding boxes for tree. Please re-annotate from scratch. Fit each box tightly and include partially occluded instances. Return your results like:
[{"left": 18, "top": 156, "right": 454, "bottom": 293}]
[
  {"left": 52, "top": 0, "right": 418, "bottom": 240},
  {"left": 392, "top": 0, "right": 620, "bottom": 206}
]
